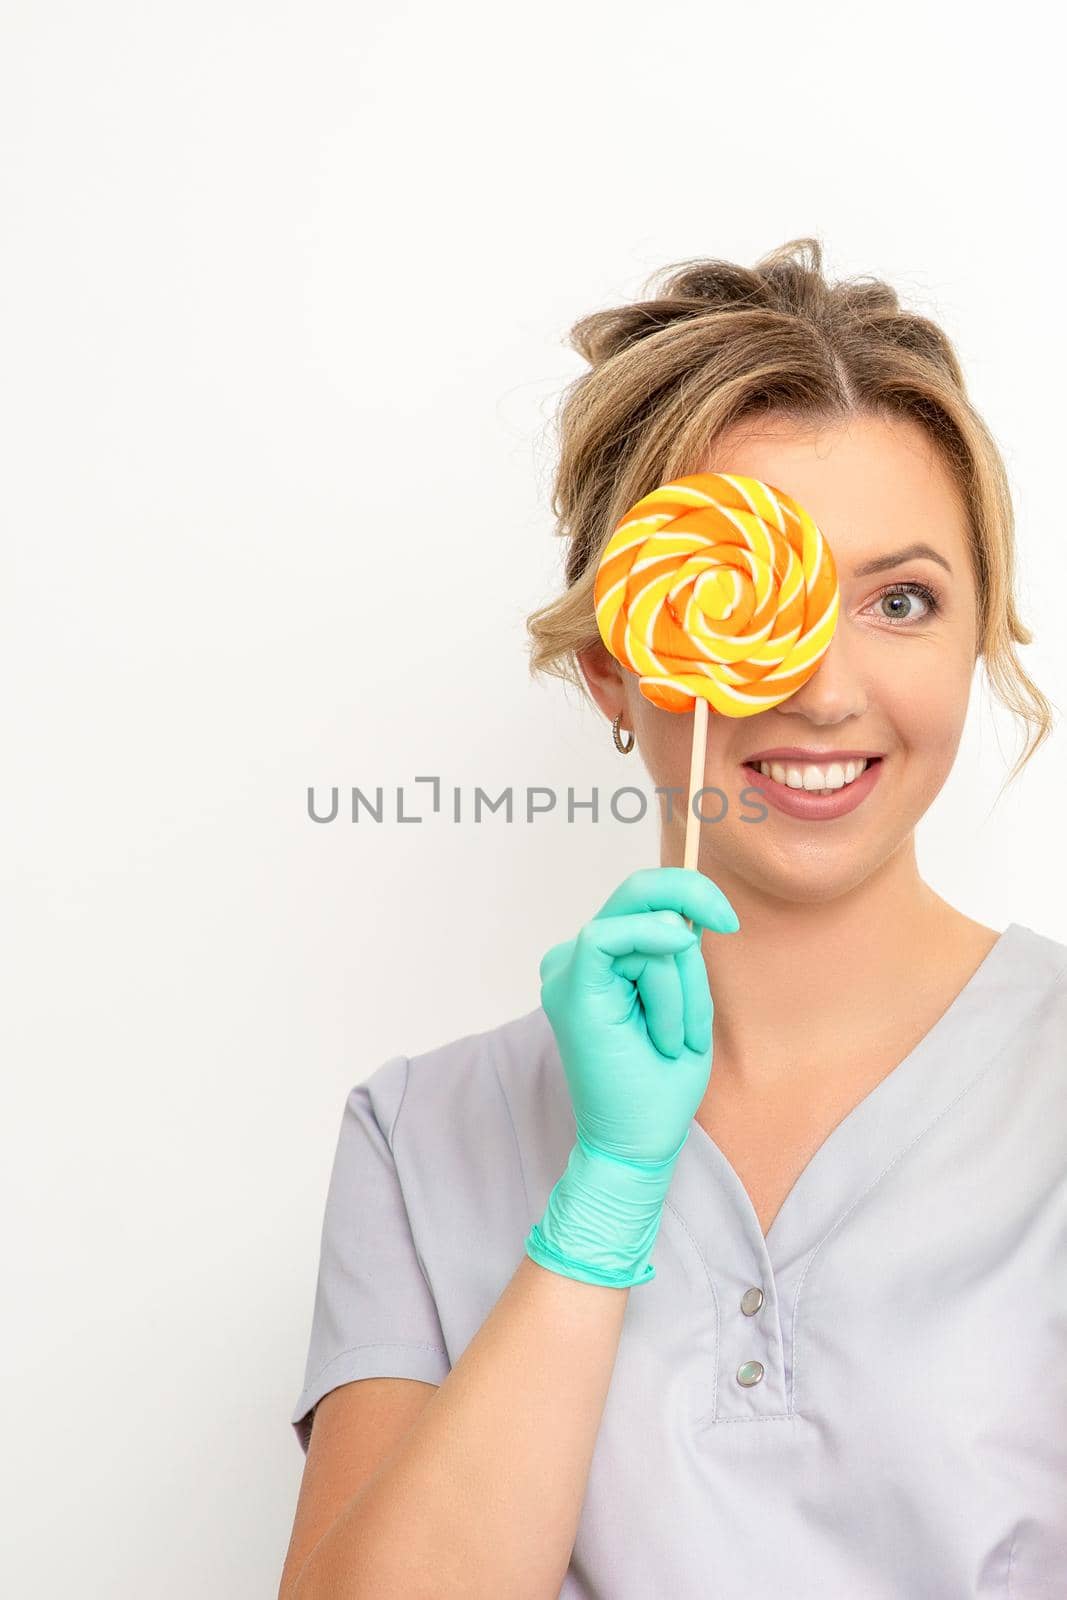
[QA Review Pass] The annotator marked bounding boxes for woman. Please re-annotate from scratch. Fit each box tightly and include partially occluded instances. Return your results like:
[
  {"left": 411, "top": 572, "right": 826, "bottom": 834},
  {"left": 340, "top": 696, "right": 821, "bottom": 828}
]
[{"left": 281, "top": 239, "right": 1066, "bottom": 1598}]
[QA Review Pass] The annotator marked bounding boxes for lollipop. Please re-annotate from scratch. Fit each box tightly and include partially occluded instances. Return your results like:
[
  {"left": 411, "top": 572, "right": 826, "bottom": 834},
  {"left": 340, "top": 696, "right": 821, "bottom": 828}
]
[{"left": 593, "top": 471, "right": 841, "bottom": 877}]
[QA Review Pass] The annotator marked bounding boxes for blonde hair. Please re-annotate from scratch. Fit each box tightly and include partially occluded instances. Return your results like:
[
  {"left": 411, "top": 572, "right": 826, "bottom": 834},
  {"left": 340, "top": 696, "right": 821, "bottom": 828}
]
[{"left": 526, "top": 237, "right": 1055, "bottom": 788}]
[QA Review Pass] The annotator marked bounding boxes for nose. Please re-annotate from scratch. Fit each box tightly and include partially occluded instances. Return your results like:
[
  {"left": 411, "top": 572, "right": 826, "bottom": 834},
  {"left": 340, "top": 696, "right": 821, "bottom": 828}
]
[{"left": 776, "top": 622, "right": 869, "bottom": 726}]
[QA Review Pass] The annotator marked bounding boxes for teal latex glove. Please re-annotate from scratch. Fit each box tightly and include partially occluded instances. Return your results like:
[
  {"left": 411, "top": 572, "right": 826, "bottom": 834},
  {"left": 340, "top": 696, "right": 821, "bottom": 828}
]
[{"left": 525, "top": 867, "right": 740, "bottom": 1290}]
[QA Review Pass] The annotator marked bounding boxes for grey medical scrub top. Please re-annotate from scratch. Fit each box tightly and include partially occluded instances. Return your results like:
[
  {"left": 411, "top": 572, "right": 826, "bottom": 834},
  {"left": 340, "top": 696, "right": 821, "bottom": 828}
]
[{"left": 291, "top": 920, "right": 1067, "bottom": 1598}]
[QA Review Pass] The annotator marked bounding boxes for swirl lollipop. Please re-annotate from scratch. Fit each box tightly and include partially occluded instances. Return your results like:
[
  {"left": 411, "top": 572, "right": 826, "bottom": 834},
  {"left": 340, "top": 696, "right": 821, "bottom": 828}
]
[{"left": 593, "top": 471, "right": 841, "bottom": 875}]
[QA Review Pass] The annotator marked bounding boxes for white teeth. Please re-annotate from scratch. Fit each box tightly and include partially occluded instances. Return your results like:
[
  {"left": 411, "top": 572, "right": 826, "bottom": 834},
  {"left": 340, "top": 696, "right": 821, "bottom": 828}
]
[{"left": 756, "top": 758, "right": 869, "bottom": 792}]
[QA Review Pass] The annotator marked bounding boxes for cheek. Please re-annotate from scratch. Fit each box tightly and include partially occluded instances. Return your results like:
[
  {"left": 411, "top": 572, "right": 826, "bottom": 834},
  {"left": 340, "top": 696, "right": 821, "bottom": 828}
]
[
  {"left": 880, "top": 662, "right": 975, "bottom": 781},
  {"left": 632, "top": 706, "right": 691, "bottom": 775}
]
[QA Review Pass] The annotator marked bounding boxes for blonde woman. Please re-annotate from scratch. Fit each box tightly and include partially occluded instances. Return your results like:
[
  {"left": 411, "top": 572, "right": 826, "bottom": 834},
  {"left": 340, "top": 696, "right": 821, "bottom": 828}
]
[{"left": 280, "top": 239, "right": 1066, "bottom": 1599}]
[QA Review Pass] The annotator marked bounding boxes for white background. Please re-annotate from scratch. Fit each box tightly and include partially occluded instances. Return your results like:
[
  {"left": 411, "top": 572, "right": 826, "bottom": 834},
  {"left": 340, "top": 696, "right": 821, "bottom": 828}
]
[{"left": 3, "top": 3, "right": 1064, "bottom": 1594}]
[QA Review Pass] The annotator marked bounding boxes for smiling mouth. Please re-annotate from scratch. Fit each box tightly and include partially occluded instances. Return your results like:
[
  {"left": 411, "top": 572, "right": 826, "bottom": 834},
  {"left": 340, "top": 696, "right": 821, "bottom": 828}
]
[{"left": 742, "top": 756, "right": 884, "bottom": 796}]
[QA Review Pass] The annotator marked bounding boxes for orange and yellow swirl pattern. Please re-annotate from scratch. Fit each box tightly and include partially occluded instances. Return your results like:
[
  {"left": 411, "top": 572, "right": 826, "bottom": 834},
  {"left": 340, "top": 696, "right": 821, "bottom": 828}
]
[{"left": 593, "top": 472, "right": 840, "bottom": 716}]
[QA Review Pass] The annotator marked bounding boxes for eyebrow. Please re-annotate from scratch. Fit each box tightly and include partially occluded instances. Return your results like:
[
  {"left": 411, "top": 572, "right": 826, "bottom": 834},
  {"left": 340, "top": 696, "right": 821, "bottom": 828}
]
[{"left": 852, "top": 542, "right": 953, "bottom": 578}]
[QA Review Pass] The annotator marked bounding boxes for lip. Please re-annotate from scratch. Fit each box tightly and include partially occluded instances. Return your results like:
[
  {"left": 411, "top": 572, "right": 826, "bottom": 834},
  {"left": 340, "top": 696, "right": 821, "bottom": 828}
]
[
  {"left": 740, "top": 755, "right": 884, "bottom": 820},
  {"left": 742, "top": 747, "right": 885, "bottom": 763}
]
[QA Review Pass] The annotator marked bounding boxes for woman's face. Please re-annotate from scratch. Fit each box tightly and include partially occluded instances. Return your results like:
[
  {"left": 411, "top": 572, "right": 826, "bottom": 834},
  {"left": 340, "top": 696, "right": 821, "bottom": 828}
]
[{"left": 579, "top": 411, "right": 981, "bottom": 902}]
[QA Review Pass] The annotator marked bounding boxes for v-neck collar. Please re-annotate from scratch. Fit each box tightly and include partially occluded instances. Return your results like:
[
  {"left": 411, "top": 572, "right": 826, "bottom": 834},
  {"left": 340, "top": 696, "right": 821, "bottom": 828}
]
[{"left": 663, "top": 922, "right": 1039, "bottom": 1278}]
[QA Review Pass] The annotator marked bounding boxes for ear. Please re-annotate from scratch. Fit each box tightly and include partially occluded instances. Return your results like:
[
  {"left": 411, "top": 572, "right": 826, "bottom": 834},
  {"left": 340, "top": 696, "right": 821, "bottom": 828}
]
[{"left": 576, "top": 639, "right": 627, "bottom": 722}]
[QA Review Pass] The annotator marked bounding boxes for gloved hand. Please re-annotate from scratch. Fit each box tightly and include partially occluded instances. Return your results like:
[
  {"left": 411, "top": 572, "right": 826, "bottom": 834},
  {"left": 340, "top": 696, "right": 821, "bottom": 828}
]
[{"left": 525, "top": 867, "right": 740, "bottom": 1289}]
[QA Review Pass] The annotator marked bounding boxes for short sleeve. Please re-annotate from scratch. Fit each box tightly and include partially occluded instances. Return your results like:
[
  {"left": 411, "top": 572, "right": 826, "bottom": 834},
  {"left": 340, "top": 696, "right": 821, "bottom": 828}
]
[{"left": 290, "top": 1055, "right": 452, "bottom": 1454}]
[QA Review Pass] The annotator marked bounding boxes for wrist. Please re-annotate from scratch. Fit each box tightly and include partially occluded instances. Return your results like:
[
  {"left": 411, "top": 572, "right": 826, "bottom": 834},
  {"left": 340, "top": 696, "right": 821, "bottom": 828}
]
[{"left": 524, "top": 1132, "right": 686, "bottom": 1288}]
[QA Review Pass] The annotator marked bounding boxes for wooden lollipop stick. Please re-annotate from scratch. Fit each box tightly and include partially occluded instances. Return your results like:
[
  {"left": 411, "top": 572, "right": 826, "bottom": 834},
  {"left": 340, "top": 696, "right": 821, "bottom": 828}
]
[{"left": 683, "top": 697, "right": 709, "bottom": 929}]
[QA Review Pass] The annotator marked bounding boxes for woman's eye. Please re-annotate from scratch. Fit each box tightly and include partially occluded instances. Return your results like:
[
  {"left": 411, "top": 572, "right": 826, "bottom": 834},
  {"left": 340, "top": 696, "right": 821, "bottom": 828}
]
[{"left": 871, "top": 581, "right": 941, "bottom": 625}]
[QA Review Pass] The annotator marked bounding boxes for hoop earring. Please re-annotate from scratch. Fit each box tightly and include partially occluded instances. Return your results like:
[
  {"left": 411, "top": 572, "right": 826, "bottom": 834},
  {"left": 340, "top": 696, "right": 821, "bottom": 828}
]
[{"left": 612, "top": 712, "right": 636, "bottom": 755}]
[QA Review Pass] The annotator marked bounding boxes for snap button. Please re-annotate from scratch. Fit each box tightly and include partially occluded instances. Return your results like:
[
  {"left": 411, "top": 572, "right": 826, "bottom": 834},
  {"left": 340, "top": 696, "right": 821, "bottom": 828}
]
[
  {"left": 737, "top": 1360, "right": 764, "bottom": 1387},
  {"left": 740, "top": 1287, "right": 764, "bottom": 1316}
]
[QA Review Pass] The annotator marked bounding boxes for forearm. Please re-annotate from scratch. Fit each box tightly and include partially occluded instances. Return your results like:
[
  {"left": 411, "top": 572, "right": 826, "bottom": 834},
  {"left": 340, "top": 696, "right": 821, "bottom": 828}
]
[{"left": 293, "top": 1252, "right": 630, "bottom": 1600}]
